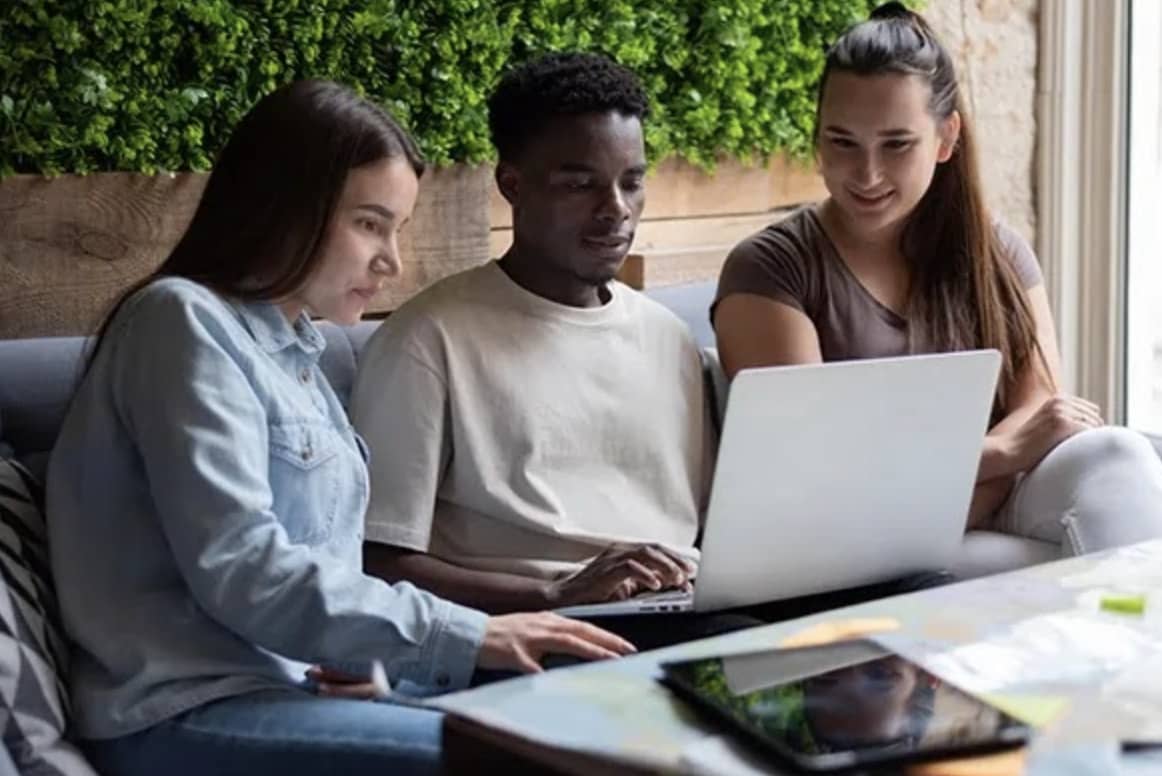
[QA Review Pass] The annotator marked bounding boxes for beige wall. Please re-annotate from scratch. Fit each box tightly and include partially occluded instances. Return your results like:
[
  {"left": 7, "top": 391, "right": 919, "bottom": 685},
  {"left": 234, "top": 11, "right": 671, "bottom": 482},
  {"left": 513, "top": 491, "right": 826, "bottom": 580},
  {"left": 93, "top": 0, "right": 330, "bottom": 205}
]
[{"left": 926, "top": 0, "right": 1040, "bottom": 243}]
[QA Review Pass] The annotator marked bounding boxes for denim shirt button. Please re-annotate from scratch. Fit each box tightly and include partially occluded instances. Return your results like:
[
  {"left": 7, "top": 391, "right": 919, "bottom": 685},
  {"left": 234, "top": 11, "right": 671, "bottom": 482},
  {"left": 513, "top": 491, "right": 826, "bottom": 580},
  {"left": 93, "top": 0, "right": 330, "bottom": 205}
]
[
  {"left": 300, "top": 368, "right": 311, "bottom": 384},
  {"left": 435, "top": 673, "right": 451, "bottom": 688},
  {"left": 301, "top": 443, "right": 313, "bottom": 462}
]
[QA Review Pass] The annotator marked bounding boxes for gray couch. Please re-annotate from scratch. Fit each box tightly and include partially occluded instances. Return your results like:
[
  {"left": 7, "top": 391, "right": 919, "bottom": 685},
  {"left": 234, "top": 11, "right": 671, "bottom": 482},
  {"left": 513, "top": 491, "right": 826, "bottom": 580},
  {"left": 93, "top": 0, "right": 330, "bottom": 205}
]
[
  {"left": 0, "top": 321, "right": 375, "bottom": 477},
  {"left": 0, "top": 279, "right": 1057, "bottom": 580},
  {"left": 0, "top": 278, "right": 1068, "bottom": 773}
]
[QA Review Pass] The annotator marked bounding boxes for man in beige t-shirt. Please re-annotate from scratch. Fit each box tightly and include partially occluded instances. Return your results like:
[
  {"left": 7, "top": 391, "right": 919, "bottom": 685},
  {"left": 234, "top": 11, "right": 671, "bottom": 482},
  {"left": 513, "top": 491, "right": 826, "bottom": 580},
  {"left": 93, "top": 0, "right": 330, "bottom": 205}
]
[{"left": 350, "top": 54, "right": 718, "bottom": 630}]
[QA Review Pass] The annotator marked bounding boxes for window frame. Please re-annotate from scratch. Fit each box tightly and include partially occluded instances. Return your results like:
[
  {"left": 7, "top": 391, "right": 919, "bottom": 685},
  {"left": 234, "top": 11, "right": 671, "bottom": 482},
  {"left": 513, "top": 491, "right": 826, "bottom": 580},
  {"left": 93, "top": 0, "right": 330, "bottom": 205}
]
[{"left": 1036, "top": 0, "right": 1130, "bottom": 421}]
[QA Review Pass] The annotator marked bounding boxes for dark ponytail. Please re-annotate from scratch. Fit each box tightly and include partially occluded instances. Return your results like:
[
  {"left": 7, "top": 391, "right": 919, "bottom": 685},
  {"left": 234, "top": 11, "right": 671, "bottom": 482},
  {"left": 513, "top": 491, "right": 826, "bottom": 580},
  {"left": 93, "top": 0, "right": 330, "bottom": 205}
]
[{"left": 869, "top": 1, "right": 913, "bottom": 21}]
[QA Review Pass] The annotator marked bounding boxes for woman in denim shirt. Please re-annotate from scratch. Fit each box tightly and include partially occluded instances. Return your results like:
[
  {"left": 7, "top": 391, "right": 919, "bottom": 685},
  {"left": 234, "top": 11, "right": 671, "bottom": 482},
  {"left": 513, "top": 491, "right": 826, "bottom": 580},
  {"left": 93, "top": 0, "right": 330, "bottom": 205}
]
[{"left": 46, "top": 79, "right": 633, "bottom": 776}]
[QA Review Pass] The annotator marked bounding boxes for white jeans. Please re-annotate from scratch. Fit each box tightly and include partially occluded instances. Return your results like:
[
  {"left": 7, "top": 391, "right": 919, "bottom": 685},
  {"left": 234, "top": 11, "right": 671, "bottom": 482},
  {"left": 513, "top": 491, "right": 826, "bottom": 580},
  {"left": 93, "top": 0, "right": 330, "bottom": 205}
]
[{"left": 995, "top": 426, "right": 1162, "bottom": 556}]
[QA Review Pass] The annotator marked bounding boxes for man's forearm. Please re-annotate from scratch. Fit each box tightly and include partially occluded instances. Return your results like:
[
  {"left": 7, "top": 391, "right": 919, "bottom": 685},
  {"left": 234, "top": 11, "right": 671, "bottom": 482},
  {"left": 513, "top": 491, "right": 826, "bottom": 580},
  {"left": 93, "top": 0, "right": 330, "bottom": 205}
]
[{"left": 363, "top": 543, "right": 556, "bottom": 614}]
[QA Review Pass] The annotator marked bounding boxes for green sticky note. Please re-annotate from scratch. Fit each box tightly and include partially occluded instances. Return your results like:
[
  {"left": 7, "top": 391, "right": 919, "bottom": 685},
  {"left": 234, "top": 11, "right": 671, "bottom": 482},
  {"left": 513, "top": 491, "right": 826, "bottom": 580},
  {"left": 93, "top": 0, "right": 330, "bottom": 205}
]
[
  {"left": 1100, "top": 594, "right": 1146, "bottom": 615},
  {"left": 980, "top": 693, "right": 1070, "bottom": 727}
]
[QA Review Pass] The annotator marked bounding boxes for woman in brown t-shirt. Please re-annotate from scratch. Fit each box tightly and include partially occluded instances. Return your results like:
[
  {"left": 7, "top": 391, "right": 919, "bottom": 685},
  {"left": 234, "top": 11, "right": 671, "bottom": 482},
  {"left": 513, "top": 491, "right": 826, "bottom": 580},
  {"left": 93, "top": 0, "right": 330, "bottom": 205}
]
[{"left": 713, "top": 2, "right": 1162, "bottom": 563}]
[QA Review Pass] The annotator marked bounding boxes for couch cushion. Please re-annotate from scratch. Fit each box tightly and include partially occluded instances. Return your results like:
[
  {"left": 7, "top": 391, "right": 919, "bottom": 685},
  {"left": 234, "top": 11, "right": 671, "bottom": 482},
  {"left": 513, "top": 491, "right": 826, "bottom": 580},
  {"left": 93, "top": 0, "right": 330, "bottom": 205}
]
[
  {"left": 643, "top": 281, "right": 717, "bottom": 349},
  {"left": 0, "top": 459, "right": 97, "bottom": 775},
  {"left": 316, "top": 324, "right": 359, "bottom": 410},
  {"left": 344, "top": 319, "right": 380, "bottom": 358},
  {"left": 0, "top": 337, "right": 88, "bottom": 465},
  {"left": 700, "top": 347, "right": 730, "bottom": 430},
  {"left": 316, "top": 320, "right": 381, "bottom": 409},
  {"left": 0, "top": 323, "right": 383, "bottom": 461}
]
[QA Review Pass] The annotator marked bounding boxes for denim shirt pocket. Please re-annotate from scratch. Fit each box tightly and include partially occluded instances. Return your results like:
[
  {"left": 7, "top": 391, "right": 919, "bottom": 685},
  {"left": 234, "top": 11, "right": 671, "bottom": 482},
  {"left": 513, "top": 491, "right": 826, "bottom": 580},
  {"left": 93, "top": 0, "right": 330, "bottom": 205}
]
[{"left": 268, "top": 418, "right": 342, "bottom": 545}]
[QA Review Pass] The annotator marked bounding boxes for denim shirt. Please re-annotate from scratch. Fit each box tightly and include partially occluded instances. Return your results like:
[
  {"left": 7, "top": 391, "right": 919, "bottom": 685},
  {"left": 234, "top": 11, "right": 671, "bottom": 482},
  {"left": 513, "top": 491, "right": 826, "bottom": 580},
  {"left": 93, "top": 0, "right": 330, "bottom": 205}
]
[{"left": 46, "top": 277, "right": 487, "bottom": 740}]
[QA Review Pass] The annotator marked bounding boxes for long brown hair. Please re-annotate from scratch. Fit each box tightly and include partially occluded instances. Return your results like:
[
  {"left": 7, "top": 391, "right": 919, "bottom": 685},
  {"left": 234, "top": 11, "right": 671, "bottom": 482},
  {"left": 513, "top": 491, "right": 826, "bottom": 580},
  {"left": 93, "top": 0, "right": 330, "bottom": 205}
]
[
  {"left": 86, "top": 79, "right": 424, "bottom": 370},
  {"left": 817, "top": 2, "right": 1048, "bottom": 410}
]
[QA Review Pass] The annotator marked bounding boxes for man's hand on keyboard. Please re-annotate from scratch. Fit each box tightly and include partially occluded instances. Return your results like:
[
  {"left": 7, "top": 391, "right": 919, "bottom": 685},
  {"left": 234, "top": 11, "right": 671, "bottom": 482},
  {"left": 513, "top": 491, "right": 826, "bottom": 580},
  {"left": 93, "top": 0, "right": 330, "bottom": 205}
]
[{"left": 544, "top": 543, "right": 696, "bottom": 607}]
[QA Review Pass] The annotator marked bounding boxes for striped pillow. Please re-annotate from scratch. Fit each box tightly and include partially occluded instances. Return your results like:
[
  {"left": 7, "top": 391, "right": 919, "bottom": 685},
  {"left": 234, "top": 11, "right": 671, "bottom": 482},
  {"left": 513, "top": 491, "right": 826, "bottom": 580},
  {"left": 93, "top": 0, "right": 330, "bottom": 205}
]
[{"left": 0, "top": 459, "right": 97, "bottom": 775}]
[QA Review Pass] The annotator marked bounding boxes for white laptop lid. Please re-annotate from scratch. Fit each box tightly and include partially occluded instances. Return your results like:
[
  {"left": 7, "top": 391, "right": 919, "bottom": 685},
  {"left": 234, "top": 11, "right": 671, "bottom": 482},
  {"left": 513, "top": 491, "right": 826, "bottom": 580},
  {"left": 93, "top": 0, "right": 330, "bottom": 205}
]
[{"left": 693, "top": 350, "right": 1001, "bottom": 612}]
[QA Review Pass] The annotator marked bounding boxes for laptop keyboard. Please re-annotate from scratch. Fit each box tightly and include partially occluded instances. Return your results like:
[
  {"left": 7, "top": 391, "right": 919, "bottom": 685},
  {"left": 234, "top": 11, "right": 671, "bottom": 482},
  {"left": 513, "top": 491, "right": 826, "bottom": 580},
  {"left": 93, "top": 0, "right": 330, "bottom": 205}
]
[
  {"left": 632, "top": 589, "right": 694, "bottom": 612},
  {"left": 635, "top": 590, "right": 692, "bottom": 603},
  {"left": 552, "top": 587, "right": 696, "bottom": 617}
]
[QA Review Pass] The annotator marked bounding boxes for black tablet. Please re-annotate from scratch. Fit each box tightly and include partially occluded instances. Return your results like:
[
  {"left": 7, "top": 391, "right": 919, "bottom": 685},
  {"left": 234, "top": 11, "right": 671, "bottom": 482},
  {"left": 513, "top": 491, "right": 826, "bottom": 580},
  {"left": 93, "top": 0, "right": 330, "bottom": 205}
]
[{"left": 659, "top": 639, "right": 1031, "bottom": 773}]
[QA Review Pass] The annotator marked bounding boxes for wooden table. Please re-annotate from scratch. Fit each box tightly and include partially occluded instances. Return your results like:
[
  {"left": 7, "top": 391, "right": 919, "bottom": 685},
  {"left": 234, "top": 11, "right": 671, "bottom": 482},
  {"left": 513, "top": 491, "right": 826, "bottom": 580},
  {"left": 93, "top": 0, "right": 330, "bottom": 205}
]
[{"left": 433, "top": 541, "right": 1162, "bottom": 775}]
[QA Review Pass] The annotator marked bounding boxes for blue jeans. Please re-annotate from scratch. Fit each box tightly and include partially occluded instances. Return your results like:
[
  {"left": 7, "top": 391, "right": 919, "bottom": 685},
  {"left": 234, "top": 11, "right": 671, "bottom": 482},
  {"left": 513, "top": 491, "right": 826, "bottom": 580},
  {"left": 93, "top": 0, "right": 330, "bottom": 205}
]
[{"left": 83, "top": 687, "right": 445, "bottom": 776}]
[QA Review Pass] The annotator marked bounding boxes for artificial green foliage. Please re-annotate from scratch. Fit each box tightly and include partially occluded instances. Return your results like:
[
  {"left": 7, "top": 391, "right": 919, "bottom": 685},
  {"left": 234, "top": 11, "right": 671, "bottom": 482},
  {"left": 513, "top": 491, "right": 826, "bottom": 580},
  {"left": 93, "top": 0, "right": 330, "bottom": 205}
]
[{"left": 0, "top": 0, "right": 893, "bottom": 176}]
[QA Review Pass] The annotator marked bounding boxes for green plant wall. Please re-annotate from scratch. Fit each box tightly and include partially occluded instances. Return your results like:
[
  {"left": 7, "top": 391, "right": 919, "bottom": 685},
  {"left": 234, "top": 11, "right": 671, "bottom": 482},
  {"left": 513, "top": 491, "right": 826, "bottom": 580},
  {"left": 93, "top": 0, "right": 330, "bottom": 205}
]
[{"left": 0, "top": 0, "right": 889, "bottom": 175}]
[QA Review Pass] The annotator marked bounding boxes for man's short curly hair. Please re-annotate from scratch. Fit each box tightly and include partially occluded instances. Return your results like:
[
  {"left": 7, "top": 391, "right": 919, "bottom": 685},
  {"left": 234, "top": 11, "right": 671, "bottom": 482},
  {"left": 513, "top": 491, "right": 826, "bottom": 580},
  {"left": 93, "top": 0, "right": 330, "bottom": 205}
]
[{"left": 488, "top": 52, "right": 649, "bottom": 162}]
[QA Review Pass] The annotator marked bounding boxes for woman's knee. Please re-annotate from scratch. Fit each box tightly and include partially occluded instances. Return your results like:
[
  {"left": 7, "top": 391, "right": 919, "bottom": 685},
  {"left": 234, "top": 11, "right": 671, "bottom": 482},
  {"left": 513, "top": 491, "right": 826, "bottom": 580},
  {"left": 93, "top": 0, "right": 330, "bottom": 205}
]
[
  {"left": 1039, "top": 426, "right": 1160, "bottom": 479},
  {"left": 1015, "top": 426, "right": 1161, "bottom": 527},
  {"left": 1037, "top": 426, "right": 1162, "bottom": 554}
]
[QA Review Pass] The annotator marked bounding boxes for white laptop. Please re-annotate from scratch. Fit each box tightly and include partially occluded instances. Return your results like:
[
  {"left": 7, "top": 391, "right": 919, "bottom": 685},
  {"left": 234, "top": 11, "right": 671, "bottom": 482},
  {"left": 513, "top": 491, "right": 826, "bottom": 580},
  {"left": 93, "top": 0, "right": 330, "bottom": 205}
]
[{"left": 555, "top": 350, "right": 1001, "bottom": 618}]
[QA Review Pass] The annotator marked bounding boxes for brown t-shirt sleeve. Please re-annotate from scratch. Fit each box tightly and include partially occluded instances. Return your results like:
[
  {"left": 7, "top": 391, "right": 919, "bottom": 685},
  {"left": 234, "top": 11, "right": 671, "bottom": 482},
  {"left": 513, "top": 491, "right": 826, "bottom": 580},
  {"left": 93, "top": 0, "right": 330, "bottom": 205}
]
[
  {"left": 712, "top": 212, "right": 816, "bottom": 324},
  {"left": 994, "top": 220, "right": 1043, "bottom": 289}
]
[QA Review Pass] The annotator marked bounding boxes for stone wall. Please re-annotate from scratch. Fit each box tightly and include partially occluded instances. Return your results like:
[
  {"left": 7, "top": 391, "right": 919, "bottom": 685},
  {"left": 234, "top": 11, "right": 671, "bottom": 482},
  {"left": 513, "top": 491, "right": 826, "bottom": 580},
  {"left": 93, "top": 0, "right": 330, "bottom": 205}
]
[{"left": 926, "top": 0, "right": 1040, "bottom": 243}]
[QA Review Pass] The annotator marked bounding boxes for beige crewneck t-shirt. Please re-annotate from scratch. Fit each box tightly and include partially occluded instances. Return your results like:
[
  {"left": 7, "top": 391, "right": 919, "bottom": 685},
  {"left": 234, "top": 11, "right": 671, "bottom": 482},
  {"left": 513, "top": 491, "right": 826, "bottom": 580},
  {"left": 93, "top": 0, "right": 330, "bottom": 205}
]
[{"left": 350, "top": 261, "right": 710, "bottom": 580}]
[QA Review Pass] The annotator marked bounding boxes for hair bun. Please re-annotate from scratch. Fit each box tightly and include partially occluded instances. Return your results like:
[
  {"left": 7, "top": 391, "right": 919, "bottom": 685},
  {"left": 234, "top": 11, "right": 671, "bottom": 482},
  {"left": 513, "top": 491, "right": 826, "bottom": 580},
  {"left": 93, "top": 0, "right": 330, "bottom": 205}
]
[{"left": 870, "top": 1, "right": 914, "bottom": 21}]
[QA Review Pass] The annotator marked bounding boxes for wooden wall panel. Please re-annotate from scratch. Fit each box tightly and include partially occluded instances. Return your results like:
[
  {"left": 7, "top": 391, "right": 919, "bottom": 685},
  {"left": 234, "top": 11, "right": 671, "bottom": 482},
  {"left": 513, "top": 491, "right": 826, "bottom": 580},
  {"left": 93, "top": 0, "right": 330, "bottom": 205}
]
[
  {"left": 370, "top": 164, "right": 492, "bottom": 312},
  {"left": 488, "top": 211, "right": 782, "bottom": 261},
  {"left": 0, "top": 173, "right": 206, "bottom": 339},
  {"left": 614, "top": 209, "right": 797, "bottom": 290},
  {"left": 489, "top": 155, "right": 824, "bottom": 291},
  {"left": 0, "top": 165, "right": 492, "bottom": 338},
  {"left": 488, "top": 155, "right": 825, "bottom": 228},
  {"left": 0, "top": 156, "right": 817, "bottom": 338}
]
